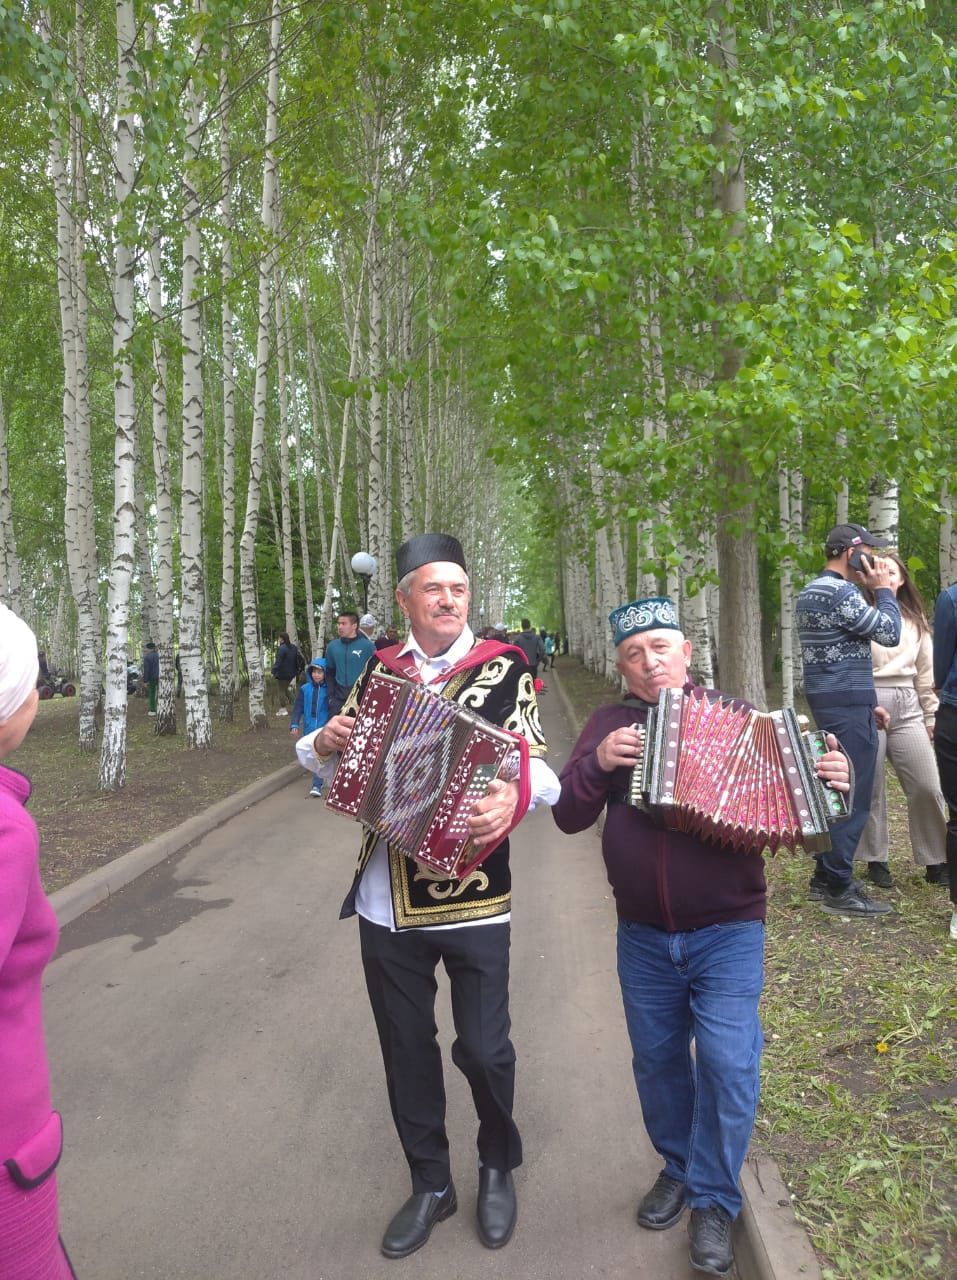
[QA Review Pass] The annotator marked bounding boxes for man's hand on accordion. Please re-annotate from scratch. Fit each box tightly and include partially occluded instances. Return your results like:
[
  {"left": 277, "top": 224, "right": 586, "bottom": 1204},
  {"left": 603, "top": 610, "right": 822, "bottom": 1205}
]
[
  {"left": 468, "top": 778, "right": 521, "bottom": 854},
  {"left": 815, "top": 733, "right": 851, "bottom": 792},
  {"left": 596, "top": 724, "right": 644, "bottom": 773},
  {"left": 316, "top": 713, "right": 354, "bottom": 758}
]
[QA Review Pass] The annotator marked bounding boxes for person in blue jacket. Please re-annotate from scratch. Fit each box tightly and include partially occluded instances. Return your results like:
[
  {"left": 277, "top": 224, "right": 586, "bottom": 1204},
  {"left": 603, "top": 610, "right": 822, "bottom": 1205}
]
[{"left": 290, "top": 658, "right": 330, "bottom": 797}]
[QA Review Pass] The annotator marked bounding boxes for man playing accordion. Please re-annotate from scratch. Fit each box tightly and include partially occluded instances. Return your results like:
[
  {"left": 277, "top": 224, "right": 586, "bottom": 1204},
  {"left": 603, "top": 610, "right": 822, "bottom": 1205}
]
[
  {"left": 302, "top": 533, "right": 559, "bottom": 1259},
  {"left": 552, "top": 596, "right": 850, "bottom": 1279}
]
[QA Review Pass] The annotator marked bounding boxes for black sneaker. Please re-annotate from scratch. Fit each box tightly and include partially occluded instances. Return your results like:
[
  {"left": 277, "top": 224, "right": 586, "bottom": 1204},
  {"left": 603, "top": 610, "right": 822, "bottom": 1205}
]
[
  {"left": 867, "top": 861, "right": 895, "bottom": 888},
  {"left": 636, "top": 1171, "right": 686, "bottom": 1230},
  {"left": 821, "top": 882, "right": 894, "bottom": 916},
  {"left": 925, "top": 864, "right": 950, "bottom": 887},
  {"left": 808, "top": 873, "right": 828, "bottom": 901},
  {"left": 688, "top": 1206, "right": 734, "bottom": 1277}
]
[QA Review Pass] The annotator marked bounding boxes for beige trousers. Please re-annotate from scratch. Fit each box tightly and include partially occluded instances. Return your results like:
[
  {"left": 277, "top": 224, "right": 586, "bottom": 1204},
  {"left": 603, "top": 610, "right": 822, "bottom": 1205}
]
[{"left": 856, "top": 685, "right": 947, "bottom": 867}]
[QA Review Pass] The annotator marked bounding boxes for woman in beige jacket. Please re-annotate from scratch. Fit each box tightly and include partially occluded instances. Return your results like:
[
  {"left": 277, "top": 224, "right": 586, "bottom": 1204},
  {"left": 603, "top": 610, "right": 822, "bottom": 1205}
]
[{"left": 858, "top": 553, "right": 948, "bottom": 888}]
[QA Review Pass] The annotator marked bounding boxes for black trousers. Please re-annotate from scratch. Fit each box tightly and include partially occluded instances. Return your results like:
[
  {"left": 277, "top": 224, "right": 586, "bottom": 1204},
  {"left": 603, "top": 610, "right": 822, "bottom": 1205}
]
[
  {"left": 933, "top": 701, "right": 957, "bottom": 903},
  {"left": 358, "top": 916, "right": 522, "bottom": 1194}
]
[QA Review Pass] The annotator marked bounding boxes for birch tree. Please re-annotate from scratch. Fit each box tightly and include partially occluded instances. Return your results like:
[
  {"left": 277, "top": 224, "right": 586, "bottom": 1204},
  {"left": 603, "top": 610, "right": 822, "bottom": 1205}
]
[
  {"left": 218, "top": 57, "right": 238, "bottom": 721},
  {"left": 0, "top": 388, "right": 21, "bottom": 614},
  {"left": 41, "top": 4, "right": 100, "bottom": 750},
  {"left": 239, "top": 0, "right": 281, "bottom": 727},
  {"left": 179, "top": 0, "right": 211, "bottom": 748}
]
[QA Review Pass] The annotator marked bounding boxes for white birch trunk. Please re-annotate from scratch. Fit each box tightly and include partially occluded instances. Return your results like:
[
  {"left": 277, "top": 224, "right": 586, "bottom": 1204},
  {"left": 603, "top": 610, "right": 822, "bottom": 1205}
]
[
  {"left": 778, "top": 464, "right": 794, "bottom": 709},
  {"left": 148, "top": 220, "right": 177, "bottom": 735},
  {"left": 316, "top": 229, "right": 373, "bottom": 646},
  {"left": 42, "top": 4, "right": 100, "bottom": 750},
  {"left": 835, "top": 429, "right": 849, "bottom": 524},
  {"left": 239, "top": 0, "right": 281, "bottom": 725},
  {"left": 283, "top": 290, "right": 316, "bottom": 657},
  {"left": 0, "top": 388, "right": 21, "bottom": 613},
  {"left": 179, "top": 0, "right": 211, "bottom": 747},
  {"left": 217, "top": 59, "right": 238, "bottom": 721},
  {"left": 274, "top": 278, "right": 298, "bottom": 646},
  {"left": 365, "top": 212, "right": 386, "bottom": 620},
  {"left": 302, "top": 292, "right": 331, "bottom": 580},
  {"left": 867, "top": 474, "right": 900, "bottom": 547},
  {"left": 98, "top": 0, "right": 137, "bottom": 789},
  {"left": 134, "top": 424, "right": 158, "bottom": 650},
  {"left": 397, "top": 244, "right": 416, "bottom": 540},
  {"left": 940, "top": 484, "right": 955, "bottom": 586}
]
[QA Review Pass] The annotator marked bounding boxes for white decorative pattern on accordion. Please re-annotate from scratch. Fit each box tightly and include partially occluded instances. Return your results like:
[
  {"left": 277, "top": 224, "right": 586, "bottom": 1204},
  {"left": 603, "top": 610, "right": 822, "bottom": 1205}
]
[{"left": 326, "top": 671, "right": 524, "bottom": 878}]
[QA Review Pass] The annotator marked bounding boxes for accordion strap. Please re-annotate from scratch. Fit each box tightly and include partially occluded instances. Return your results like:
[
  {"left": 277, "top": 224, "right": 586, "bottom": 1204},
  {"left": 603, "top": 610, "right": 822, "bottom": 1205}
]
[{"left": 375, "top": 639, "right": 530, "bottom": 685}]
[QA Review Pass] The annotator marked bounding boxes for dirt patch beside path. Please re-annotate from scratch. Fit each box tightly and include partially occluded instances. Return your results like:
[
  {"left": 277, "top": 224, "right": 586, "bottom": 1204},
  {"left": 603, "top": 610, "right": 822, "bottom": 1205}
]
[{"left": 10, "top": 692, "right": 301, "bottom": 894}]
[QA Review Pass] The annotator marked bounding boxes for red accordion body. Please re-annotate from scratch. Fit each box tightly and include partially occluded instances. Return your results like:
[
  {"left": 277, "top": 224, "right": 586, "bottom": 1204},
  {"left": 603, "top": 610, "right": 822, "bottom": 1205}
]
[{"left": 326, "top": 670, "right": 529, "bottom": 879}]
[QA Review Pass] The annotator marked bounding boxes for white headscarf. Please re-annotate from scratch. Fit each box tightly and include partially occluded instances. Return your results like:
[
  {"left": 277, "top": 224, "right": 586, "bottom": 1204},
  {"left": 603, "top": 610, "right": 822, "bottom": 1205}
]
[{"left": 0, "top": 604, "right": 39, "bottom": 724}]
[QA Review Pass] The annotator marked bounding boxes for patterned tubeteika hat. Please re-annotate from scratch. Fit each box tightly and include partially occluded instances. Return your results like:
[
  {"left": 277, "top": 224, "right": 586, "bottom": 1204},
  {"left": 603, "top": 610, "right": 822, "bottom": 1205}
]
[{"left": 609, "top": 596, "right": 681, "bottom": 647}]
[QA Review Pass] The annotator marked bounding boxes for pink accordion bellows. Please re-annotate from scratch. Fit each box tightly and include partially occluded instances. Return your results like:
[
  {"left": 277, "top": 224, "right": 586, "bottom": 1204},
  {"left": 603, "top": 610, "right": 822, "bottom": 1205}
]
[{"left": 0, "top": 1173, "right": 74, "bottom": 1279}]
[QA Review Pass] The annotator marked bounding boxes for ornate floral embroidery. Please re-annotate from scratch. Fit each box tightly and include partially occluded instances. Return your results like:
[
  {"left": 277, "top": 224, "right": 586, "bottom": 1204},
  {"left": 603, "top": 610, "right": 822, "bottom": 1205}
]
[{"left": 413, "top": 863, "right": 490, "bottom": 899}]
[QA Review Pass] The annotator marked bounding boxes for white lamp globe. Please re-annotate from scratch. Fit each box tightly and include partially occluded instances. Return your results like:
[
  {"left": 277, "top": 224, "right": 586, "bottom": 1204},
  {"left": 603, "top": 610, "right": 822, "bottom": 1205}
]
[{"left": 351, "top": 551, "right": 377, "bottom": 576}]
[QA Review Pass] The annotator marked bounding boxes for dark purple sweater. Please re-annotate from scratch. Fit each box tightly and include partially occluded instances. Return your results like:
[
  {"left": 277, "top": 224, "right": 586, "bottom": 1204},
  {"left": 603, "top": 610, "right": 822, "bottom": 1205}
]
[{"left": 552, "top": 695, "right": 767, "bottom": 932}]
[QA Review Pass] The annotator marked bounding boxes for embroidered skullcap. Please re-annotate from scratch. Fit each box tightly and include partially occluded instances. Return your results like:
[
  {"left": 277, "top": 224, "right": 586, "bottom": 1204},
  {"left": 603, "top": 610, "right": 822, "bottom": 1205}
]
[
  {"left": 493, "top": 622, "right": 507, "bottom": 633},
  {"left": 359, "top": 614, "right": 377, "bottom": 628},
  {"left": 609, "top": 596, "right": 681, "bottom": 647},
  {"left": 0, "top": 604, "right": 39, "bottom": 723},
  {"left": 395, "top": 533, "right": 467, "bottom": 581}
]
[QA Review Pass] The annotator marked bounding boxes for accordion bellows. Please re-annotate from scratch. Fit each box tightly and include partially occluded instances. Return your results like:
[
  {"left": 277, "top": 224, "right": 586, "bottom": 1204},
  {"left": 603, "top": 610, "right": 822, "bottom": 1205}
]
[
  {"left": 326, "top": 671, "right": 526, "bottom": 878},
  {"left": 632, "top": 687, "right": 849, "bottom": 854}
]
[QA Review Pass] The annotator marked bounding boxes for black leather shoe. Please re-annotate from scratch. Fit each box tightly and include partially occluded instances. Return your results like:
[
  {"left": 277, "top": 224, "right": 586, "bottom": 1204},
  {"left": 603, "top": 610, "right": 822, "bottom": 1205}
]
[
  {"left": 476, "top": 1167, "right": 517, "bottom": 1249},
  {"left": 637, "top": 1171, "right": 687, "bottom": 1230},
  {"left": 380, "top": 1182, "right": 457, "bottom": 1259},
  {"left": 688, "top": 1206, "right": 734, "bottom": 1277},
  {"left": 926, "top": 864, "right": 949, "bottom": 886}
]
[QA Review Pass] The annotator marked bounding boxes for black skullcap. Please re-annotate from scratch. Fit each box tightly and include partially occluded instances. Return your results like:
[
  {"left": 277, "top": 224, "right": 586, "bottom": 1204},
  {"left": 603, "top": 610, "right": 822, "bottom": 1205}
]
[{"left": 396, "top": 534, "right": 467, "bottom": 580}]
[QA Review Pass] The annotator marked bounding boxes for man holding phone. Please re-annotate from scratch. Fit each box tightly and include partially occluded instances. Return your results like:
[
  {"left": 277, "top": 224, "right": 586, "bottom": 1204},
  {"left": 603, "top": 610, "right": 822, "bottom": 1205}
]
[{"left": 797, "top": 523, "right": 902, "bottom": 915}]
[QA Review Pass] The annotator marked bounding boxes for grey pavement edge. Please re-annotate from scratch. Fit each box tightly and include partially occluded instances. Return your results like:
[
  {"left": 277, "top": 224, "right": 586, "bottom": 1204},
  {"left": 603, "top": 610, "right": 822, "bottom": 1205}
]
[
  {"left": 49, "top": 762, "right": 302, "bottom": 927},
  {"left": 549, "top": 666, "right": 823, "bottom": 1280}
]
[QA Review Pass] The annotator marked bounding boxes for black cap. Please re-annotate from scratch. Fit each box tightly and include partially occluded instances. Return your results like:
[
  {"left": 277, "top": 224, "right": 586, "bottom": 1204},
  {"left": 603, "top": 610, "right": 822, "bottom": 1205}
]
[
  {"left": 396, "top": 533, "right": 467, "bottom": 581},
  {"left": 824, "top": 522, "right": 890, "bottom": 552}
]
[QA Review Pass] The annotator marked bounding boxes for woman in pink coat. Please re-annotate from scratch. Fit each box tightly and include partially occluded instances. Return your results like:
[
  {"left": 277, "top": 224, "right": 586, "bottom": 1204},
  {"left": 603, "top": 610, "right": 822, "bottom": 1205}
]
[{"left": 0, "top": 605, "right": 75, "bottom": 1278}]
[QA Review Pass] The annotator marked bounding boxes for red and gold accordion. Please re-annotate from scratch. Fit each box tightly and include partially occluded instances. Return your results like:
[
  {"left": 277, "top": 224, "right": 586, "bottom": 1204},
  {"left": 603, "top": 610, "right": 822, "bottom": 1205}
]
[
  {"left": 326, "top": 671, "right": 530, "bottom": 879},
  {"left": 630, "top": 687, "right": 849, "bottom": 853}
]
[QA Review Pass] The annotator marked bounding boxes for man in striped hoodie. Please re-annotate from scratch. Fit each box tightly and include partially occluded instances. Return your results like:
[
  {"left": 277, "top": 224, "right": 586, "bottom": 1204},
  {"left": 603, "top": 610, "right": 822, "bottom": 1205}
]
[{"left": 797, "top": 523, "right": 902, "bottom": 916}]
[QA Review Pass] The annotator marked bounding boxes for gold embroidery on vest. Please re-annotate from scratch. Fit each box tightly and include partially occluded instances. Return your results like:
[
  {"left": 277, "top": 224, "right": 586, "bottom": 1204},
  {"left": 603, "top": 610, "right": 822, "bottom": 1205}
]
[{"left": 413, "top": 863, "right": 490, "bottom": 899}]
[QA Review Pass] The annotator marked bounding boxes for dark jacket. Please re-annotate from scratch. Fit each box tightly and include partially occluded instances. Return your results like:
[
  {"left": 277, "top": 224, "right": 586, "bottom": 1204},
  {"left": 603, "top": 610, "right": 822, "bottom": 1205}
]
[
  {"left": 552, "top": 694, "right": 767, "bottom": 932},
  {"left": 513, "top": 628, "right": 544, "bottom": 669},
  {"left": 142, "top": 649, "right": 159, "bottom": 682},
  {"left": 272, "top": 641, "right": 300, "bottom": 683},
  {"left": 933, "top": 584, "right": 957, "bottom": 708}
]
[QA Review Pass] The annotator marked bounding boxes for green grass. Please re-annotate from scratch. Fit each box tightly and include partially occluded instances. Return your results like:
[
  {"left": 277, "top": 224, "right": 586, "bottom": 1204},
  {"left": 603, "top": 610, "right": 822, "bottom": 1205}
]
[{"left": 553, "top": 655, "right": 957, "bottom": 1279}]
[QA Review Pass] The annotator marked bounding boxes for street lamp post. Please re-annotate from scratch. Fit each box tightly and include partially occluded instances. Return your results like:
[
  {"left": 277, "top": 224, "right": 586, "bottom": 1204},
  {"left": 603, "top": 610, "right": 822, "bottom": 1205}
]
[{"left": 351, "top": 550, "right": 377, "bottom": 614}]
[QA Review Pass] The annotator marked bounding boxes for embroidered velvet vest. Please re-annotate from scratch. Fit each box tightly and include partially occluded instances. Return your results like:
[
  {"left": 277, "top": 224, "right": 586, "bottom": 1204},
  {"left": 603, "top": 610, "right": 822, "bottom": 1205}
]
[{"left": 338, "top": 644, "right": 546, "bottom": 929}]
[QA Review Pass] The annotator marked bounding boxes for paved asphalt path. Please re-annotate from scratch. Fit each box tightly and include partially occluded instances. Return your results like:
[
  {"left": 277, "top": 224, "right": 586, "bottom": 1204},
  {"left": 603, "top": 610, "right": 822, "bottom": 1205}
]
[{"left": 47, "top": 689, "right": 699, "bottom": 1279}]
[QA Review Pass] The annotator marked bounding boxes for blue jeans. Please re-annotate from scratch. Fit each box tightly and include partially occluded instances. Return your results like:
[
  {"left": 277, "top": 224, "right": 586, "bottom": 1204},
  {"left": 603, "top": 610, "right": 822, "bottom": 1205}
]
[
  {"left": 810, "top": 701, "right": 879, "bottom": 888},
  {"left": 617, "top": 919, "right": 764, "bottom": 1219}
]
